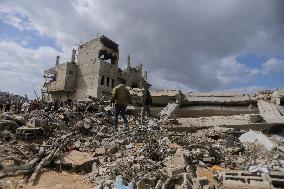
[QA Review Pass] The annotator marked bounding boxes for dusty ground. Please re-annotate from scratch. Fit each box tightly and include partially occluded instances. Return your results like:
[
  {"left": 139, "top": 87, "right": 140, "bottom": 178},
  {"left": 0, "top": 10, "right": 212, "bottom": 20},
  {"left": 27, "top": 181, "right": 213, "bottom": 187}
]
[{"left": 0, "top": 170, "right": 93, "bottom": 189}]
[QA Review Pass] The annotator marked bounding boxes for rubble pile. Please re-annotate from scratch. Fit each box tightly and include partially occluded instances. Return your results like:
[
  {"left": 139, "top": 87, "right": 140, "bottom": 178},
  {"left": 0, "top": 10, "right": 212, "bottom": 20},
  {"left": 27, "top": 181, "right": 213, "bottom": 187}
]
[{"left": 1, "top": 96, "right": 284, "bottom": 189}]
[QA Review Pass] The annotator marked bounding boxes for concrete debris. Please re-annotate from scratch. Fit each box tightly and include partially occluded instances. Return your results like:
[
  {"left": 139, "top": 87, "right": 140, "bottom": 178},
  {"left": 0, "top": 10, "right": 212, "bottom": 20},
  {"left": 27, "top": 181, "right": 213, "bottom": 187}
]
[
  {"left": 54, "top": 150, "right": 95, "bottom": 171},
  {"left": 220, "top": 170, "right": 284, "bottom": 189},
  {"left": 16, "top": 126, "right": 44, "bottom": 139},
  {"left": 166, "top": 166, "right": 185, "bottom": 178},
  {"left": 158, "top": 100, "right": 181, "bottom": 122},
  {"left": 249, "top": 165, "right": 269, "bottom": 173},
  {"left": 2, "top": 85, "right": 284, "bottom": 188},
  {"left": 258, "top": 100, "right": 284, "bottom": 124}
]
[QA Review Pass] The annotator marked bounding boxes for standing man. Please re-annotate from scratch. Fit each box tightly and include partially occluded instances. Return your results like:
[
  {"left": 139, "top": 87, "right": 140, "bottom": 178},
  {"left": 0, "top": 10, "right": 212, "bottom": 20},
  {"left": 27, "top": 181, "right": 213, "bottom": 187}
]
[
  {"left": 0, "top": 100, "right": 3, "bottom": 112},
  {"left": 110, "top": 82, "right": 132, "bottom": 131},
  {"left": 4, "top": 100, "right": 11, "bottom": 112},
  {"left": 141, "top": 84, "right": 152, "bottom": 124}
]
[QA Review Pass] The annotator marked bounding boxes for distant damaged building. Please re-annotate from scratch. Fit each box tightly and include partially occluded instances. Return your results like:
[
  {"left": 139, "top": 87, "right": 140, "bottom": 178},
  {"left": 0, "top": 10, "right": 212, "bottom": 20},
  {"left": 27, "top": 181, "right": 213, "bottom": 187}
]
[{"left": 42, "top": 36, "right": 148, "bottom": 101}]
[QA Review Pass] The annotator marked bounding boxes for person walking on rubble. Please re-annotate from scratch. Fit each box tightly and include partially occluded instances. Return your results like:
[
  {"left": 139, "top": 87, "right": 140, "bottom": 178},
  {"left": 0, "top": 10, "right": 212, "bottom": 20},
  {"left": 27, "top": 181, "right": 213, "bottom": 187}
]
[
  {"left": 141, "top": 84, "right": 152, "bottom": 124},
  {"left": 110, "top": 81, "right": 132, "bottom": 131}
]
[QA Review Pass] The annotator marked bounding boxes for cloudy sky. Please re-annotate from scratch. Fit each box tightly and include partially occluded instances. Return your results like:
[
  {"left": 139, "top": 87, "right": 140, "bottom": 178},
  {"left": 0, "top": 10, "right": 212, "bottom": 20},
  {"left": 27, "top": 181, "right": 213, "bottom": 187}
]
[{"left": 0, "top": 0, "right": 284, "bottom": 98}]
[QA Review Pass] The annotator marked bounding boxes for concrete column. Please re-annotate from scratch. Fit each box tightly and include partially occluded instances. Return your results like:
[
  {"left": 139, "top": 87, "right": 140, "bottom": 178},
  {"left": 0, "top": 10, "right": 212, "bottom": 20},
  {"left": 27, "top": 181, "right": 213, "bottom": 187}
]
[
  {"left": 144, "top": 71, "right": 148, "bottom": 81},
  {"left": 127, "top": 54, "right": 131, "bottom": 68},
  {"left": 56, "top": 55, "right": 60, "bottom": 66},
  {"left": 138, "top": 64, "right": 143, "bottom": 72},
  {"left": 71, "top": 49, "right": 76, "bottom": 63}
]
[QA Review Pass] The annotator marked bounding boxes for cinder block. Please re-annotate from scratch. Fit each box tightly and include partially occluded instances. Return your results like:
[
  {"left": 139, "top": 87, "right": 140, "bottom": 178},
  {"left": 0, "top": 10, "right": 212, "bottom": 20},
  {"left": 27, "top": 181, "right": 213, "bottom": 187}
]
[
  {"left": 222, "top": 171, "right": 270, "bottom": 189},
  {"left": 268, "top": 171, "right": 284, "bottom": 189}
]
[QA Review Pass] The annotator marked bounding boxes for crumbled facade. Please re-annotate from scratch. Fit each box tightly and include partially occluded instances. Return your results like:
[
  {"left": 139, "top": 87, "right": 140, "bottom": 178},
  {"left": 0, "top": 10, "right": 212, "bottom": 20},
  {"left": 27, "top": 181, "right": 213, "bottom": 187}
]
[
  {"left": 118, "top": 55, "right": 147, "bottom": 89},
  {"left": 42, "top": 36, "right": 148, "bottom": 101}
]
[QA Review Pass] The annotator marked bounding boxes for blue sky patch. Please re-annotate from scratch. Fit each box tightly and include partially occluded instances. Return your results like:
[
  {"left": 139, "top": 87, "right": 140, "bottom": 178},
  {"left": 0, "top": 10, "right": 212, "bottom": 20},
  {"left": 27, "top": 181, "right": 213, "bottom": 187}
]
[
  {"left": 236, "top": 54, "right": 268, "bottom": 69},
  {"left": 0, "top": 20, "right": 60, "bottom": 51}
]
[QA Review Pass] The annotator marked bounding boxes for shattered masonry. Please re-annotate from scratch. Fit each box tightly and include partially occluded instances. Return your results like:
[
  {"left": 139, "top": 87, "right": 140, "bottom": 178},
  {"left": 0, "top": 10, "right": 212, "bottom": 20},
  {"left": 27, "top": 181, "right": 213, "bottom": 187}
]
[{"left": 42, "top": 35, "right": 148, "bottom": 102}]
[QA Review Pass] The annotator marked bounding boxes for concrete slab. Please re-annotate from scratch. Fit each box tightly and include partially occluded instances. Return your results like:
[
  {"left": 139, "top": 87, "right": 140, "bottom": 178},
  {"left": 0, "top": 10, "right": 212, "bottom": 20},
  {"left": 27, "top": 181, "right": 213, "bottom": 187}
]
[
  {"left": 184, "top": 93, "right": 257, "bottom": 106},
  {"left": 54, "top": 150, "right": 94, "bottom": 170},
  {"left": 166, "top": 116, "right": 277, "bottom": 132},
  {"left": 276, "top": 105, "right": 284, "bottom": 116},
  {"left": 158, "top": 101, "right": 180, "bottom": 121},
  {"left": 258, "top": 100, "right": 284, "bottom": 124}
]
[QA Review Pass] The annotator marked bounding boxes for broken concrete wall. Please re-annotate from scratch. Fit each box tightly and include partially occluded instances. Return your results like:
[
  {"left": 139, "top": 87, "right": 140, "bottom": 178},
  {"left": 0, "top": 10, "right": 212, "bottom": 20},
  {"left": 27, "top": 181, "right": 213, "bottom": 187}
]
[
  {"left": 176, "top": 105, "right": 259, "bottom": 117},
  {"left": 43, "top": 63, "right": 77, "bottom": 93},
  {"left": 258, "top": 100, "right": 284, "bottom": 124},
  {"left": 75, "top": 36, "right": 119, "bottom": 100},
  {"left": 125, "top": 66, "right": 144, "bottom": 88},
  {"left": 97, "top": 59, "right": 118, "bottom": 98},
  {"left": 183, "top": 93, "right": 257, "bottom": 106},
  {"left": 130, "top": 89, "right": 182, "bottom": 106},
  {"left": 75, "top": 39, "right": 104, "bottom": 100},
  {"left": 117, "top": 55, "right": 146, "bottom": 89},
  {"left": 43, "top": 62, "right": 77, "bottom": 102},
  {"left": 273, "top": 89, "right": 284, "bottom": 105},
  {"left": 42, "top": 35, "right": 150, "bottom": 102}
]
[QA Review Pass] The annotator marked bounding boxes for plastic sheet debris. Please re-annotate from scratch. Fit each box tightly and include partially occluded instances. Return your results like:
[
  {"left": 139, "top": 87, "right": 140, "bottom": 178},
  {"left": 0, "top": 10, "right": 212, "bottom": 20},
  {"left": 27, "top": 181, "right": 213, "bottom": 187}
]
[
  {"left": 249, "top": 166, "right": 269, "bottom": 173},
  {"left": 114, "top": 176, "right": 133, "bottom": 189}
]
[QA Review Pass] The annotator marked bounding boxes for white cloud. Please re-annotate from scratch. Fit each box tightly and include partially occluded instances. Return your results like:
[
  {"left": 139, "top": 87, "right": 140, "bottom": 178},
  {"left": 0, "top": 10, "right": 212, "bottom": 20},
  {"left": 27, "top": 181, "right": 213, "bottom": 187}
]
[
  {"left": 0, "top": 40, "right": 61, "bottom": 98},
  {"left": 0, "top": 0, "right": 283, "bottom": 95},
  {"left": 261, "top": 58, "right": 284, "bottom": 75},
  {"left": 0, "top": 8, "right": 35, "bottom": 31},
  {"left": 216, "top": 56, "right": 259, "bottom": 86},
  {"left": 212, "top": 85, "right": 268, "bottom": 94}
]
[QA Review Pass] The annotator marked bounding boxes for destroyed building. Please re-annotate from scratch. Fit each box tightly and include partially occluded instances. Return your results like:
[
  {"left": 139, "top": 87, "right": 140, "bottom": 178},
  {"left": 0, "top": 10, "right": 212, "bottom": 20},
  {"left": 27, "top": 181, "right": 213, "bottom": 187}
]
[
  {"left": 42, "top": 35, "right": 147, "bottom": 101},
  {"left": 117, "top": 55, "right": 147, "bottom": 89},
  {"left": 5, "top": 35, "right": 284, "bottom": 189},
  {"left": 2, "top": 89, "right": 284, "bottom": 189}
]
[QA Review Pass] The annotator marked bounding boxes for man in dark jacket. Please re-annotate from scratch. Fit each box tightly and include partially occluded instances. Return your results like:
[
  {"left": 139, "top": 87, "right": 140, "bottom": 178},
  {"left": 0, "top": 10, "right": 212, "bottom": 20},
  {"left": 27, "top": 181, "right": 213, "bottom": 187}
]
[
  {"left": 110, "top": 83, "right": 132, "bottom": 130},
  {"left": 4, "top": 100, "right": 11, "bottom": 112},
  {"left": 141, "top": 84, "right": 152, "bottom": 124},
  {"left": 0, "top": 100, "right": 3, "bottom": 111}
]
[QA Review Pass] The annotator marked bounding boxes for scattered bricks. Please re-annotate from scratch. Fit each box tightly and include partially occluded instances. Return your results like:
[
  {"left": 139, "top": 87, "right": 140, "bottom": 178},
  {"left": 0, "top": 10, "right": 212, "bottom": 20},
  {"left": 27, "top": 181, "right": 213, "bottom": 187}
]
[
  {"left": 221, "top": 170, "right": 270, "bottom": 189},
  {"left": 167, "top": 166, "right": 185, "bottom": 179}
]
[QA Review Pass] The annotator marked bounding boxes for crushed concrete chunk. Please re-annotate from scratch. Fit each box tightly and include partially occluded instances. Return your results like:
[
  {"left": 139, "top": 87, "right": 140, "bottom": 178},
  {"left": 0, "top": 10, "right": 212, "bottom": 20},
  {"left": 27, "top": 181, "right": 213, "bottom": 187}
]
[
  {"left": 54, "top": 150, "right": 94, "bottom": 169},
  {"left": 166, "top": 166, "right": 185, "bottom": 178}
]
